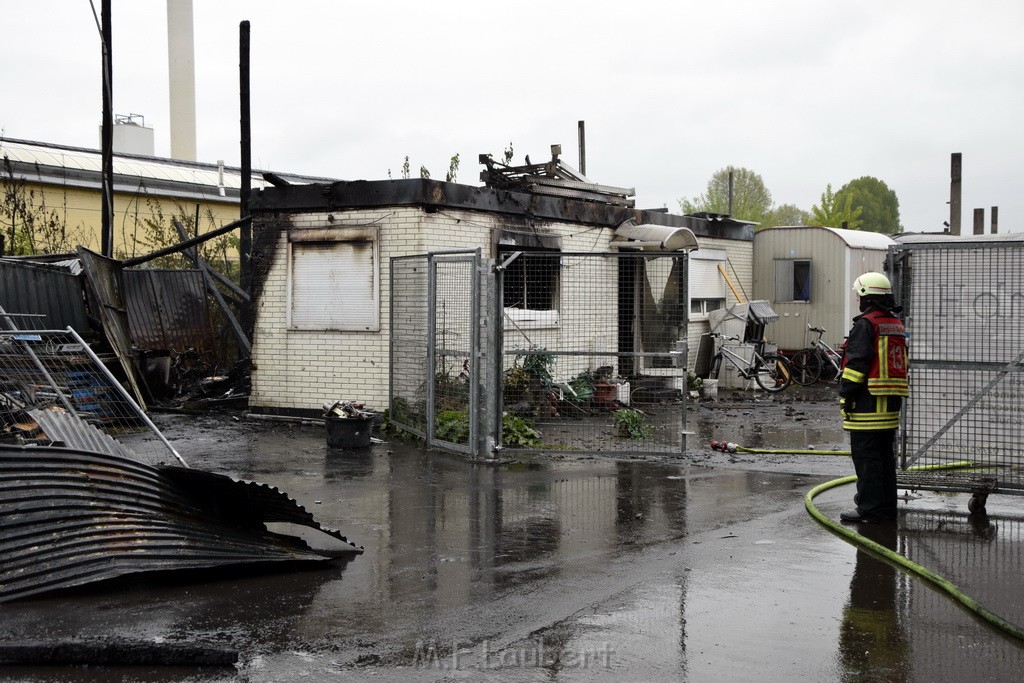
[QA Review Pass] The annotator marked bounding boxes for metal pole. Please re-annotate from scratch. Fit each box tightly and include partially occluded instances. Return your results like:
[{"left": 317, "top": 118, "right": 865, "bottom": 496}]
[
  {"left": 577, "top": 120, "right": 586, "bottom": 177},
  {"left": 680, "top": 251, "right": 690, "bottom": 454},
  {"left": 65, "top": 326, "right": 189, "bottom": 467},
  {"left": 426, "top": 255, "right": 437, "bottom": 449},
  {"left": 100, "top": 0, "right": 114, "bottom": 257},
  {"left": 469, "top": 248, "right": 481, "bottom": 457},
  {"left": 239, "top": 20, "right": 253, "bottom": 339},
  {"left": 728, "top": 170, "right": 734, "bottom": 216}
]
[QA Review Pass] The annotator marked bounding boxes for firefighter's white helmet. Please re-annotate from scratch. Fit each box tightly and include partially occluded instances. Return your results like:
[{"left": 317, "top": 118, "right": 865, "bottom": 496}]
[{"left": 852, "top": 272, "right": 892, "bottom": 296}]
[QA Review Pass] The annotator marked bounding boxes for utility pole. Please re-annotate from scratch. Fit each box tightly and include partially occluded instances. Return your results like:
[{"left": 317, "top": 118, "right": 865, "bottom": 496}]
[
  {"left": 100, "top": 0, "right": 114, "bottom": 257},
  {"left": 239, "top": 20, "right": 253, "bottom": 339}
]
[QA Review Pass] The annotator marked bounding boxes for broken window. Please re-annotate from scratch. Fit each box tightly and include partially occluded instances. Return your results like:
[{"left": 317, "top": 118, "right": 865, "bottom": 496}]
[
  {"left": 500, "top": 248, "right": 561, "bottom": 327},
  {"left": 288, "top": 227, "right": 380, "bottom": 331},
  {"left": 774, "top": 258, "right": 812, "bottom": 303}
]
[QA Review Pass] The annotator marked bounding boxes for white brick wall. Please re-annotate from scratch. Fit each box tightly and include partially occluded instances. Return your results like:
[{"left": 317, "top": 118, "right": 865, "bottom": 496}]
[{"left": 251, "top": 207, "right": 753, "bottom": 411}]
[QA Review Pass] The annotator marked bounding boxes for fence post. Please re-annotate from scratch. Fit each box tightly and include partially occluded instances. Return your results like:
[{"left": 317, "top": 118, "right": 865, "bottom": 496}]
[{"left": 477, "top": 257, "right": 502, "bottom": 459}]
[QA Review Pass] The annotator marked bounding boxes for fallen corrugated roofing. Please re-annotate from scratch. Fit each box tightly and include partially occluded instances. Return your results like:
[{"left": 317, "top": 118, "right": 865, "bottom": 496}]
[{"left": 0, "top": 443, "right": 361, "bottom": 604}]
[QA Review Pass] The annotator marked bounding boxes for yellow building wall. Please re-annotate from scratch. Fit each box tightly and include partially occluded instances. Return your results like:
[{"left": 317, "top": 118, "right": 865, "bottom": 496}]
[{"left": 0, "top": 178, "right": 240, "bottom": 258}]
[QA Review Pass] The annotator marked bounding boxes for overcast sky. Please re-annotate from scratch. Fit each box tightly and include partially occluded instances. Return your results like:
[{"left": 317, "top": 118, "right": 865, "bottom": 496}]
[{"left": 3, "top": 1, "right": 1022, "bottom": 232}]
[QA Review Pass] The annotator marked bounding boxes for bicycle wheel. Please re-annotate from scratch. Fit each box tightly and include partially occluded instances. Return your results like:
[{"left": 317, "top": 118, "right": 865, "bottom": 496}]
[
  {"left": 819, "top": 351, "right": 842, "bottom": 382},
  {"left": 755, "top": 354, "right": 793, "bottom": 393},
  {"left": 709, "top": 353, "right": 722, "bottom": 380},
  {"left": 789, "top": 349, "right": 822, "bottom": 386}
]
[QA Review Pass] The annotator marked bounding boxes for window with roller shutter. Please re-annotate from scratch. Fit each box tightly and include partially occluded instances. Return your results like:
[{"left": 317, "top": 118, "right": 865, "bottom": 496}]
[{"left": 287, "top": 226, "right": 380, "bottom": 331}]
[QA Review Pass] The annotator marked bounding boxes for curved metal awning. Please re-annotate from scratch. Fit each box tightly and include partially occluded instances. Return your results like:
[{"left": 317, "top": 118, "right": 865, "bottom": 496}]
[{"left": 612, "top": 221, "right": 699, "bottom": 252}]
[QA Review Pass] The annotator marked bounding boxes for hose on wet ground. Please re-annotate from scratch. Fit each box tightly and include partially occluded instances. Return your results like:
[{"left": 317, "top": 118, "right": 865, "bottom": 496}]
[
  {"left": 709, "top": 440, "right": 850, "bottom": 455},
  {"left": 804, "top": 461, "right": 1024, "bottom": 643}
]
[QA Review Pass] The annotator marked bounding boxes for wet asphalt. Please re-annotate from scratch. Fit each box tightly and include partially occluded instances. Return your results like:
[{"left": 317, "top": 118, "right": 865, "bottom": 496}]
[{"left": 2, "top": 390, "right": 1023, "bottom": 682}]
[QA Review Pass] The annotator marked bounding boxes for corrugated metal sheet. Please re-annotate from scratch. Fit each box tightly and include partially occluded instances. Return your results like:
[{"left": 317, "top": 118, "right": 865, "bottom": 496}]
[
  {"left": 0, "top": 260, "right": 88, "bottom": 331},
  {"left": 28, "top": 408, "right": 141, "bottom": 461},
  {"left": 76, "top": 248, "right": 147, "bottom": 407},
  {"left": 0, "top": 444, "right": 362, "bottom": 603},
  {"left": 748, "top": 300, "right": 779, "bottom": 324},
  {"left": 123, "top": 269, "right": 215, "bottom": 353}
]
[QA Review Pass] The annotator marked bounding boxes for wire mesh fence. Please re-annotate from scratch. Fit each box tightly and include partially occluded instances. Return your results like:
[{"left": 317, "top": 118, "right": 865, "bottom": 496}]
[
  {"left": 499, "top": 252, "right": 689, "bottom": 455},
  {"left": 389, "top": 251, "right": 480, "bottom": 454},
  {"left": 0, "top": 325, "right": 182, "bottom": 465},
  {"left": 389, "top": 255, "right": 431, "bottom": 439},
  {"left": 430, "top": 253, "right": 479, "bottom": 454},
  {"left": 389, "top": 250, "right": 692, "bottom": 457},
  {"left": 893, "top": 240, "right": 1024, "bottom": 507}
]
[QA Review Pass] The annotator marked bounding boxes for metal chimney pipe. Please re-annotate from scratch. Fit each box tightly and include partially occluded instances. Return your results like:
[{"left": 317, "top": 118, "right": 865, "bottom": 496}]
[
  {"left": 728, "top": 170, "right": 734, "bottom": 216},
  {"left": 167, "top": 0, "right": 198, "bottom": 160},
  {"left": 577, "top": 120, "right": 586, "bottom": 177}
]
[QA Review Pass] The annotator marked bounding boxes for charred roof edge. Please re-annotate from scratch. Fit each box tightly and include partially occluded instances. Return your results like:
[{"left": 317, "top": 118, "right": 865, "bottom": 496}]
[{"left": 248, "top": 179, "right": 753, "bottom": 241}]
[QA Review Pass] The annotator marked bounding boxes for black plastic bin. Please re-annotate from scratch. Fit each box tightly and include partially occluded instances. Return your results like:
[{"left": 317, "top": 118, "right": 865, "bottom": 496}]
[{"left": 325, "top": 415, "right": 375, "bottom": 449}]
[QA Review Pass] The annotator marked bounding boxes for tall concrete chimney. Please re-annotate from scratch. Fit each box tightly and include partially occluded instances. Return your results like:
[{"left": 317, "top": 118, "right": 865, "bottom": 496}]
[
  {"left": 949, "top": 152, "right": 962, "bottom": 235},
  {"left": 167, "top": 0, "right": 197, "bottom": 161}
]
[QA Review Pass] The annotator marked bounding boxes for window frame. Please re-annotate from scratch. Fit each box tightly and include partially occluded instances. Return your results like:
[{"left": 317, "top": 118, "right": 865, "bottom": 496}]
[
  {"left": 688, "top": 249, "right": 728, "bottom": 321},
  {"left": 498, "top": 246, "right": 562, "bottom": 328},
  {"left": 287, "top": 226, "right": 381, "bottom": 332},
  {"left": 774, "top": 258, "right": 812, "bottom": 303}
]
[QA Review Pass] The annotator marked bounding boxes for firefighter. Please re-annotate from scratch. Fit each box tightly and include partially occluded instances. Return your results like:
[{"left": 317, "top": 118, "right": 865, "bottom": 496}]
[{"left": 839, "top": 272, "right": 909, "bottom": 523}]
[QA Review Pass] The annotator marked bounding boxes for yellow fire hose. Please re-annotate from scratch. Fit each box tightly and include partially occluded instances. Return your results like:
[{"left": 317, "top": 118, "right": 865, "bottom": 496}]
[
  {"left": 710, "top": 441, "right": 1024, "bottom": 641},
  {"left": 802, "top": 460, "right": 1024, "bottom": 642}
]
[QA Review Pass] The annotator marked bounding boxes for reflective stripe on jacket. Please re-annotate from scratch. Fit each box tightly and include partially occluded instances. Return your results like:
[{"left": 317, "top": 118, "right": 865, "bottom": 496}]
[{"left": 839, "top": 306, "right": 908, "bottom": 431}]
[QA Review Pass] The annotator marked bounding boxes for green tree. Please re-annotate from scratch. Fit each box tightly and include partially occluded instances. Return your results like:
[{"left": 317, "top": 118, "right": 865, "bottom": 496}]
[
  {"left": 810, "top": 183, "right": 863, "bottom": 229},
  {"left": 835, "top": 176, "right": 901, "bottom": 235},
  {"left": 679, "top": 166, "right": 773, "bottom": 224},
  {"left": 762, "top": 203, "right": 810, "bottom": 228}
]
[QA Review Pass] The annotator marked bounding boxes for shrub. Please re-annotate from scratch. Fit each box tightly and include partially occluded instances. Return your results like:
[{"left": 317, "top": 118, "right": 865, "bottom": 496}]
[{"left": 613, "top": 408, "right": 653, "bottom": 440}]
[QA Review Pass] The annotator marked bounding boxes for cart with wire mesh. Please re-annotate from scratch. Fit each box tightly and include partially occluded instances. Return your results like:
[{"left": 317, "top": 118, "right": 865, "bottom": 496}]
[{"left": 891, "top": 235, "right": 1024, "bottom": 513}]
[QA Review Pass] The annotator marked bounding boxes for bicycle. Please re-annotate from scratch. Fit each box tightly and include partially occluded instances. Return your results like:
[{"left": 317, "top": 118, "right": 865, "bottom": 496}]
[
  {"left": 709, "top": 334, "right": 793, "bottom": 393},
  {"left": 788, "top": 325, "right": 843, "bottom": 386}
]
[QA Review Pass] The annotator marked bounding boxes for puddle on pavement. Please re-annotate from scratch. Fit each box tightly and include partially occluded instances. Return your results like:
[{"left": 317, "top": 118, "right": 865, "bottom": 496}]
[{"left": 5, "top": 416, "right": 1024, "bottom": 682}]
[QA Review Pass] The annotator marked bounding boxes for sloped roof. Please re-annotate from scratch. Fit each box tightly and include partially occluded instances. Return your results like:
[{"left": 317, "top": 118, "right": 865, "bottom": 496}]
[
  {"left": 760, "top": 225, "right": 895, "bottom": 249},
  {"left": 0, "top": 137, "right": 337, "bottom": 193}
]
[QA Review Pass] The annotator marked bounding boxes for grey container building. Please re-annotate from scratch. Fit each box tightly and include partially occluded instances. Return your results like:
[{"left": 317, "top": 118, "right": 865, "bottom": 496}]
[{"left": 752, "top": 226, "right": 894, "bottom": 353}]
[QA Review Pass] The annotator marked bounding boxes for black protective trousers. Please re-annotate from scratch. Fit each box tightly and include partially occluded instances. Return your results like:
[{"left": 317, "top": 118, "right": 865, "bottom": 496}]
[{"left": 850, "top": 429, "right": 898, "bottom": 520}]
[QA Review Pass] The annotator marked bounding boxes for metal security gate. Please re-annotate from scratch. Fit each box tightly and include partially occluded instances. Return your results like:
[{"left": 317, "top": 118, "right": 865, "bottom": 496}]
[
  {"left": 497, "top": 251, "right": 690, "bottom": 456},
  {"left": 892, "top": 239, "right": 1024, "bottom": 510},
  {"left": 389, "top": 250, "right": 481, "bottom": 455}
]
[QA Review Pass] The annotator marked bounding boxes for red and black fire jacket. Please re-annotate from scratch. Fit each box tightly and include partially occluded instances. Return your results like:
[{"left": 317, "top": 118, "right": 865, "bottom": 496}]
[{"left": 839, "top": 306, "right": 909, "bottom": 431}]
